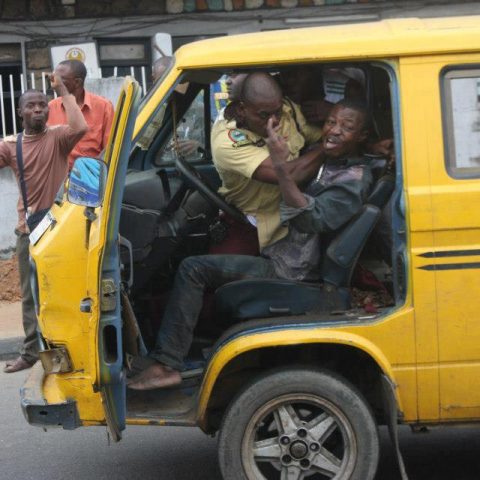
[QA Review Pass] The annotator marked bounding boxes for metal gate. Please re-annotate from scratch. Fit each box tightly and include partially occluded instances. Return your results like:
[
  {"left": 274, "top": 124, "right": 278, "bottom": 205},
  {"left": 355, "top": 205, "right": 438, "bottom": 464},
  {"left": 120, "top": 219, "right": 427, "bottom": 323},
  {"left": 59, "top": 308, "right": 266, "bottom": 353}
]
[{"left": 0, "top": 66, "right": 148, "bottom": 137}]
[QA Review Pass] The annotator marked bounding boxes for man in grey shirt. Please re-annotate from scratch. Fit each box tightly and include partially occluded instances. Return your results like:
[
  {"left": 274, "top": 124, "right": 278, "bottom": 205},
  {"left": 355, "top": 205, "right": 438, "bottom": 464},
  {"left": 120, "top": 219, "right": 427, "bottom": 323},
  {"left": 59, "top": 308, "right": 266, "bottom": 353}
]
[{"left": 128, "top": 98, "right": 373, "bottom": 390}]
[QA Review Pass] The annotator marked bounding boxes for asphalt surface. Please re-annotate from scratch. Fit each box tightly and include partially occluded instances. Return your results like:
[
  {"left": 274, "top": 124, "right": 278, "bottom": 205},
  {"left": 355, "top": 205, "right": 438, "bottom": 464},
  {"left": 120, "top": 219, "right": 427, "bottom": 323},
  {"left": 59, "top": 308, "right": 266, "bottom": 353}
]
[
  {"left": 0, "top": 336, "right": 22, "bottom": 361},
  {"left": 2, "top": 367, "right": 480, "bottom": 479},
  {"left": 0, "top": 301, "right": 23, "bottom": 361},
  {"left": 0, "top": 368, "right": 222, "bottom": 480}
]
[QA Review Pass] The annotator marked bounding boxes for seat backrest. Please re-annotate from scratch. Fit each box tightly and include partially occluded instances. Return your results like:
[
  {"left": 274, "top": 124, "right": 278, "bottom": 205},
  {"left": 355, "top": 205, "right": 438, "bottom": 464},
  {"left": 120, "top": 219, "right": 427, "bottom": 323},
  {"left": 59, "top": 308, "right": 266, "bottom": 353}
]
[
  {"left": 367, "top": 173, "right": 395, "bottom": 209},
  {"left": 320, "top": 173, "right": 395, "bottom": 287}
]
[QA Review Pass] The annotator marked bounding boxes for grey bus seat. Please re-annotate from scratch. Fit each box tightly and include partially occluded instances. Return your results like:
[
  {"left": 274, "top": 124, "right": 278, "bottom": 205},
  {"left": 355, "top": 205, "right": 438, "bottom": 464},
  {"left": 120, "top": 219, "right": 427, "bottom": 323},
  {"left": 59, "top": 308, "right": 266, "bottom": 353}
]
[{"left": 215, "top": 278, "right": 351, "bottom": 320}]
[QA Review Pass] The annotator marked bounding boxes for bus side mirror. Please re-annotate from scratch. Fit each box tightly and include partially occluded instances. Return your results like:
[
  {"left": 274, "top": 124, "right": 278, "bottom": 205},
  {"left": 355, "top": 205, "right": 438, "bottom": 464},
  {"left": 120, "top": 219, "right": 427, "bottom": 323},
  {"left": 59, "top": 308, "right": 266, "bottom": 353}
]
[{"left": 67, "top": 157, "right": 107, "bottom": 208}]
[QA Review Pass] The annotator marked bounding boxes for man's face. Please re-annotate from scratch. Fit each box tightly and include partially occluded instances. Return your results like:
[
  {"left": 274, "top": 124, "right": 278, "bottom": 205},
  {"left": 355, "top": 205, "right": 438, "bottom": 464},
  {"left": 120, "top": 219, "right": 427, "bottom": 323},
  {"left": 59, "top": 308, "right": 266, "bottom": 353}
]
[
  {"left": 18, "top": 92, "right": 49, "bottom": 133},
  {"left": 239, "top": 96, "right": 283, "bottom": 138},
  {"left": 226, "top": 73, "right": 248, "bottom": 102},
  {"left": 54, "top": 64, "right": 81, "bottom": 94},
  {"left": 322, "top": 105, "right": 367, "bottom": 158}
]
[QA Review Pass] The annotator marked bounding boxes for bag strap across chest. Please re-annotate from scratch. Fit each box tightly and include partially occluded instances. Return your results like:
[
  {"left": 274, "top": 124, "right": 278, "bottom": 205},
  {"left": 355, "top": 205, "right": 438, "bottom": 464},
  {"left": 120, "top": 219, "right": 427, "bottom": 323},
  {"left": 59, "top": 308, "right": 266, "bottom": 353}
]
[{"left": 16, "top": 132, "right": 30, "bottom": 214}]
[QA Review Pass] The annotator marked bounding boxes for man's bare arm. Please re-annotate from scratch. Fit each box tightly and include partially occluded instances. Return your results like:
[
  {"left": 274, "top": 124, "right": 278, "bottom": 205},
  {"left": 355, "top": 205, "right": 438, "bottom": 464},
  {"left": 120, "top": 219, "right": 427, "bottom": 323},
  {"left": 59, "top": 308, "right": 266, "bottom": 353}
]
[
  {"left": 265, "top": 118, "right": 308, "bottom": 208},
  {"left": 50, "top": 73, "right": 88, "bottom": 135},
  {"left": 252, "top": 142, "right": 323, "bottom": 185}
]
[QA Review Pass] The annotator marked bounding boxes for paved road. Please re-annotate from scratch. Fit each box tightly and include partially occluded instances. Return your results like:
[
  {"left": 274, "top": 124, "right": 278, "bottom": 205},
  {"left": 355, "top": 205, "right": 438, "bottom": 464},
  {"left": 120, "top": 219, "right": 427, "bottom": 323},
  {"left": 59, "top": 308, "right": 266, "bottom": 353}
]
[{"left": 1, "top": 367, "right": 480, "bottom": 479}]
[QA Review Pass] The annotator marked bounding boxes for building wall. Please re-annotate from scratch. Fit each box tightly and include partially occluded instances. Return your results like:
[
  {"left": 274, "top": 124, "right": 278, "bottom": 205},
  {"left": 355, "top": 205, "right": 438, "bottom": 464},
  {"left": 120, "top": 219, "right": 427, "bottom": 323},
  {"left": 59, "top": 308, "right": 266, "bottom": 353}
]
[
  {"left": 0, "top": 0, "right": 478, "bottom": 20},
  {"left": 164, "top": 0, "right": 374, "bottom": 14},
  {"left": 0, "top": 0, "right": 373, "bottom": 19},
  {"left": 0, "top": 168, "right": 18, "bottom": 256},
  {"left": 4, "top": 1, "right": 478, "bottom": 78}
]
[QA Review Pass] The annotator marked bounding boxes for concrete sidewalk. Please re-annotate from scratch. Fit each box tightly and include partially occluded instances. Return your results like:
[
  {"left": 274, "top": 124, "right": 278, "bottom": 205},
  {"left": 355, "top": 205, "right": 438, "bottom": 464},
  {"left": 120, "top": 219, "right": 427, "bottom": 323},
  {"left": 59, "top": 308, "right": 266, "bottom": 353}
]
[{"left": 0, "top": 302, "right": 23, "bottom": 361}]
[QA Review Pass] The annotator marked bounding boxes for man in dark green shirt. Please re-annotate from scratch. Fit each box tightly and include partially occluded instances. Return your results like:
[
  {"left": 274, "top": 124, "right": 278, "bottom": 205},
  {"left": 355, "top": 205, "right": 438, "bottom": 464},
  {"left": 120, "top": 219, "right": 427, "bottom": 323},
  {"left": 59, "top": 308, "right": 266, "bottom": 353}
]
[{"left": 262, "top": 98, "right": 372, "bottom": 281}]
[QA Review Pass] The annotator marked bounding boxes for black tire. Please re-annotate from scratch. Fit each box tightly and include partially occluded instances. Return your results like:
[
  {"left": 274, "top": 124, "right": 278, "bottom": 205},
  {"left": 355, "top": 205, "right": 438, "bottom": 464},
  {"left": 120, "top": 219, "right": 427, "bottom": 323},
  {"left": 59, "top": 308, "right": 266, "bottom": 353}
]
[{"left": 218, "top": 367, "right": 379, "bottom": 480}]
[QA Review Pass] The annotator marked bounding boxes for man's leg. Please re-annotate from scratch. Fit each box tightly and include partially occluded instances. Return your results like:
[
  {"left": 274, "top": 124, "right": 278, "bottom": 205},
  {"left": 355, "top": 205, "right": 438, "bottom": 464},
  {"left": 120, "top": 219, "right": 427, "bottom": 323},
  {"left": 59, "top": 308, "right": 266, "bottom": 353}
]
[
  {"left": 8, "top": 232, "right": 38, "bottom": 370},
  {"left": 129, "top": 254, "right": 276, "bottom": 389}
]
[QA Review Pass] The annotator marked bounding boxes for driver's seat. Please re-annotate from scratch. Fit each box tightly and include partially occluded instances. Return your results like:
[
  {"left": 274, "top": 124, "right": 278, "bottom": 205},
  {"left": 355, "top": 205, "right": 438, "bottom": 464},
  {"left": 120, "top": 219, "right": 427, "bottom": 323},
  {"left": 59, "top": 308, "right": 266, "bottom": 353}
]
[{"left": 214, "top": 173, "right": 394, "bottom": 325}]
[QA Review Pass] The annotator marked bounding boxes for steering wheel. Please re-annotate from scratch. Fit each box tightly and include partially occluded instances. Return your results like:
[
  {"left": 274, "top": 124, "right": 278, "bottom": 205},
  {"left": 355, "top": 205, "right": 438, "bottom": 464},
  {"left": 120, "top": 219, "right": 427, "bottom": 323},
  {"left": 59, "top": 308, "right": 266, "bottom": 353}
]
[{"left": 174, "top": 154, "right": 249, "bottom": 224}]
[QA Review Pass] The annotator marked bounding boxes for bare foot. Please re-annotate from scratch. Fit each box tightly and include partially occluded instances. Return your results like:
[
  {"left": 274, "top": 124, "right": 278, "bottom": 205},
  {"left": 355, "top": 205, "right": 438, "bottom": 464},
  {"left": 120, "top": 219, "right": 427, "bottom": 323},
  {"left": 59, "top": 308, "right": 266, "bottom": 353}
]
[
  {"left": 127, "top": 363, "right": 182, "bottom": 390},
  {"left": 4, "top": 356, "right": 35, "bottom": 373}
]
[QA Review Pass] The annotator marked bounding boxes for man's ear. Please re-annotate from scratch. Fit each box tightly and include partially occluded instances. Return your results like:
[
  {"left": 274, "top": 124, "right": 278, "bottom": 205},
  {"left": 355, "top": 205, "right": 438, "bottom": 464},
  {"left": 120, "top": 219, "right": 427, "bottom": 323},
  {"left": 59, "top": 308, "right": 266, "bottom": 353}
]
[
  {"left": 17, "top": 108, "right": 22, "bottom": 119},
  {"left": 237, "top": 101, "right": 246, "bottom": 118}
]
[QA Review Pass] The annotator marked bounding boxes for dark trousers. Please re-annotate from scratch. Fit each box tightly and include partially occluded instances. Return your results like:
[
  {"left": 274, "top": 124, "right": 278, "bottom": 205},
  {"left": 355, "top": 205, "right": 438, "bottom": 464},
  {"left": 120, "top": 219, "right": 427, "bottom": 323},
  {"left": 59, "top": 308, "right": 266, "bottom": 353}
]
[
  {"left": 150, "top": 254, "right": 277, "bottom": 370},
  {"left": 16, "top": 231, "right": 38, "bottom": 364}
]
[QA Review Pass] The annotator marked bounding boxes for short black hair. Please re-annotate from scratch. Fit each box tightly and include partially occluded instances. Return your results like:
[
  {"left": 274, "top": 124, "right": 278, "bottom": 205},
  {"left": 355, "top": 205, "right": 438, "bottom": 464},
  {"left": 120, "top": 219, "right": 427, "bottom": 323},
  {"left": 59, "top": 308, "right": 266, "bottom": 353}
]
[
  {"left": 18, "top": 89, "right": 47, "bottom": 109},
  {"left": 334, "top": 98, "right": 372, "bottom": 131},
  {"left": 58, "top": 59, "right": 87, "bottom": 81}
]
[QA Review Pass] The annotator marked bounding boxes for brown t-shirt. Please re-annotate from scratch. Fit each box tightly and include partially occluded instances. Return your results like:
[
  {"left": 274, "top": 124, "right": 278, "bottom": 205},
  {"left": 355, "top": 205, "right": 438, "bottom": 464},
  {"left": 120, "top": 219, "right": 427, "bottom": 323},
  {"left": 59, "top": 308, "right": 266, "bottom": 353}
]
[{"left": 0, "top": 126, "right": 83, "bottom": 233}]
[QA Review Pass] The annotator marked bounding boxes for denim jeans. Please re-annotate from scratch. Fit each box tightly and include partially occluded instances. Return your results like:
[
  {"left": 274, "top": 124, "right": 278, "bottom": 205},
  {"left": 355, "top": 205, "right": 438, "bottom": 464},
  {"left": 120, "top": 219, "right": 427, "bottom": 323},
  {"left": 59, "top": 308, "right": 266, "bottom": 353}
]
[{"left": 150, "top": 254, "right": 278, "bottom": 370}]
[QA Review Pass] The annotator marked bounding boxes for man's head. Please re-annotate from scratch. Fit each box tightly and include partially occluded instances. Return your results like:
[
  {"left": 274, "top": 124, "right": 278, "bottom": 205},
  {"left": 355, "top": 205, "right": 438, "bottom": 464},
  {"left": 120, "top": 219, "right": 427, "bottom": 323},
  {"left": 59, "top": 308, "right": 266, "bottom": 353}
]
[
  {"left": 17, "top": 90, "right": 49, "bottom": 134},
  {"left": 225, "top": 73, "right": 248, "bottom": 102},
  {"left": 152, "top": 56, "right": 172, "bottom": 82},
  {"left": 322, "top": 99, "right": 370, "bottom": 159},
  {"left": 54, "top": 60, "right": 87, "bottom": 95},
  {"left": 237, "top": 72, "right": 283, "bottom": 138}
]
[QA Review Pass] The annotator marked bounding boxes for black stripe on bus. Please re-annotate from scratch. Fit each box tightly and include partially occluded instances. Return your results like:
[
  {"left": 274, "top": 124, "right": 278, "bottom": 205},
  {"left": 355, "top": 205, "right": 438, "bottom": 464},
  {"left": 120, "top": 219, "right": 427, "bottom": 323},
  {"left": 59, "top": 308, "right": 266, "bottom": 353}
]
[
  {"left": 418, "top": 250, "right": 480, "bottom": 258},
  {"left": 419, "top": 262, "right": 480, "bottom": 271}
]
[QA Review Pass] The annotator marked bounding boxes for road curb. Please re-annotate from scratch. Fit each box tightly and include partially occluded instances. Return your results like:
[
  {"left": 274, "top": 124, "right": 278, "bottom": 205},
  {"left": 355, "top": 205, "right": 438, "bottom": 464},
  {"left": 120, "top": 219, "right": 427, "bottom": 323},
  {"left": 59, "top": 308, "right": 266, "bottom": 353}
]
[{"left": 0, "top": 337, "right": 22, "bottom": 361}]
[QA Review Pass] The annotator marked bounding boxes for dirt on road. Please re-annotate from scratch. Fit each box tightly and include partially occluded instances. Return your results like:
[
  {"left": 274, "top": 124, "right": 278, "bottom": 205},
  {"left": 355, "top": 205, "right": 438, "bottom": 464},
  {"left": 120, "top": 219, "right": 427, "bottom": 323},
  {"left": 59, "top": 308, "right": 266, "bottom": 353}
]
[{"left": 0, "top": 257, "right": 21, "bottom": 302}]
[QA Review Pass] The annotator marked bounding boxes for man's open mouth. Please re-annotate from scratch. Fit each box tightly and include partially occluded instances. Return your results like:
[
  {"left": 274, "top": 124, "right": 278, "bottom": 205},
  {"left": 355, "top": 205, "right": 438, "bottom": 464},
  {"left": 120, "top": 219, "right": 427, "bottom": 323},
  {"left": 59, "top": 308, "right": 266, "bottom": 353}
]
[{"left": 324, "top": 135, "right": 341, "bottom": 149}]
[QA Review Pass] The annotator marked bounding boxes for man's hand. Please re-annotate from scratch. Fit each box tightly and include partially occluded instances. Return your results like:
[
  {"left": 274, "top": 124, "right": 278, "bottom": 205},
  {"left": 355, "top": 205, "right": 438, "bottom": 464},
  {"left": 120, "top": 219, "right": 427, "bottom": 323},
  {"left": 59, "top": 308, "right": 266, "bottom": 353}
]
[
  {"left": 254, "top": 117, "right": 323, "bottom": 185},
  {"left": 265, "top": 117, "right": 290, "bottom": 173},
  {"left": 369, "top": 138, "right": 393, "bottom": 157},
  {"left": 50, "top": 71, "right": 88, "bottom": 137},
  {"left": 177, "top": 139, "right": 200, "bottom": 156},
  {"left": 265, "top": 118, "right": 308, "bottom": 208},
  {"left": 368, "top": 138, "right": 395, "bottom": 170},
  {"left": 49, "top": 72, "right": 69, "bottom": 97}
]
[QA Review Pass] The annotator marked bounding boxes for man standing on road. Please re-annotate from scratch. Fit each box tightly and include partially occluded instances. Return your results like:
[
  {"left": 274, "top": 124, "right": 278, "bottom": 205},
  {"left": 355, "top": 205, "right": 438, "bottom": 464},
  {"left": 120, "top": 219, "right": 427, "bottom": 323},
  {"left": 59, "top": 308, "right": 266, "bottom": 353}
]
[
  {"left": 48, "top": 59, "right": 114, "bottom": 169},
  {"left": 0, "top": 75, "right": 88, "bottom": 373}
]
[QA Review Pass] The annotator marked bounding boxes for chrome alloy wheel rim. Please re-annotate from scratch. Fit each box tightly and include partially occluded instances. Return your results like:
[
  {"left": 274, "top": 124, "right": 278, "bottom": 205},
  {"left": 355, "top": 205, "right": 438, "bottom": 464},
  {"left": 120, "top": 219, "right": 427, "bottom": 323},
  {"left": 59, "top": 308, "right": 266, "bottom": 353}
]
[{"left": 241, "top": 393, "right": 358, "bottom": 480}]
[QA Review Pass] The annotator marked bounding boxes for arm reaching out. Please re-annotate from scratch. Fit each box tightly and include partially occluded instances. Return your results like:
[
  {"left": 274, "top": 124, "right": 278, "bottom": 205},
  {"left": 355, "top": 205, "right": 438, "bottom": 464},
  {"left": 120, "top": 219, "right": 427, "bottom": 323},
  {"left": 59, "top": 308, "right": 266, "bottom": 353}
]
[
  {"left": 49, "top": 72, "right": 88, "bottom": 136},
  {"left": 253, "top": 140, "right": 324, "bottom": 185},
  {"left": 265, "top": 117, "right": 308, "bottom": 208}
]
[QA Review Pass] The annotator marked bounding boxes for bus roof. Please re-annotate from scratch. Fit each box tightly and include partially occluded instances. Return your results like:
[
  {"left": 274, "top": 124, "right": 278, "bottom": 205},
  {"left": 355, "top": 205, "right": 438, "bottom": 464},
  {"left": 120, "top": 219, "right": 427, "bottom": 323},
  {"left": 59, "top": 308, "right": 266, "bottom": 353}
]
[{"left": 174, "top": 15, "right": 480, "bottom": 68}]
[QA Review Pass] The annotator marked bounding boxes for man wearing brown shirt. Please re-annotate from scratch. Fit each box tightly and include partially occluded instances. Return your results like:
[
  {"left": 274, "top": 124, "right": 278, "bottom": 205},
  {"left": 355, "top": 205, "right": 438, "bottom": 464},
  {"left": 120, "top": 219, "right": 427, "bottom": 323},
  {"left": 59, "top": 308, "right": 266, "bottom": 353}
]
[{"left": 0, "top": 73, "right": 87, "bottom": 373}]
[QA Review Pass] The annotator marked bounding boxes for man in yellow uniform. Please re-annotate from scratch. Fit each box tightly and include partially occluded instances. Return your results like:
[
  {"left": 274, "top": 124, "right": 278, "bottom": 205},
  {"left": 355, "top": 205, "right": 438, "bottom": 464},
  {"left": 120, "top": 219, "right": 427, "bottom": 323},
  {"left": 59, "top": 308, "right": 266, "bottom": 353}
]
[{"left": 211, "top": 72, "right": 324, "bottom": 249}]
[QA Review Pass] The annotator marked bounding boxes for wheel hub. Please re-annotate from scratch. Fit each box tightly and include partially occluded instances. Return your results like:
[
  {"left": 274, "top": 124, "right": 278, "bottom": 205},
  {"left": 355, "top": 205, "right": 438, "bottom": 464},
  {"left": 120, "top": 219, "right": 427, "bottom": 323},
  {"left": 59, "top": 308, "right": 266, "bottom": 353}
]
[
  {"left": 241, "top": 392, "right": 363, "bottom": 480},
  {"left": 290, "top": 440, "right": 308, "bottom": 459}
]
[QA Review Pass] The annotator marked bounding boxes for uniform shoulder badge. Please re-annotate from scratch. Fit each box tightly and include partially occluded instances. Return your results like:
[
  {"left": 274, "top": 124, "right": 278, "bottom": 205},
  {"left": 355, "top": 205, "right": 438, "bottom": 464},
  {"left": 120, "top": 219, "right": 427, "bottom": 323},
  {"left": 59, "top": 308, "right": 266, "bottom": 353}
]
[
  {"left": 228, "top": 129, "right": 252, "bottom": 148},
  {"left": 228, "top": 129, "right": 247, "bottom": 142}
]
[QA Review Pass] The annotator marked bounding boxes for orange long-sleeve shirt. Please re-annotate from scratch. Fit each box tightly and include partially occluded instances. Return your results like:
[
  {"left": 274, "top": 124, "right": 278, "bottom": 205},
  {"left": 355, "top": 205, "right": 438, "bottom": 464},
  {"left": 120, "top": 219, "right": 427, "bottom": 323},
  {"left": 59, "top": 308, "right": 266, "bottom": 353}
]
[{"left": 48, "top": 90, "right": 114, "bottom": 169}]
